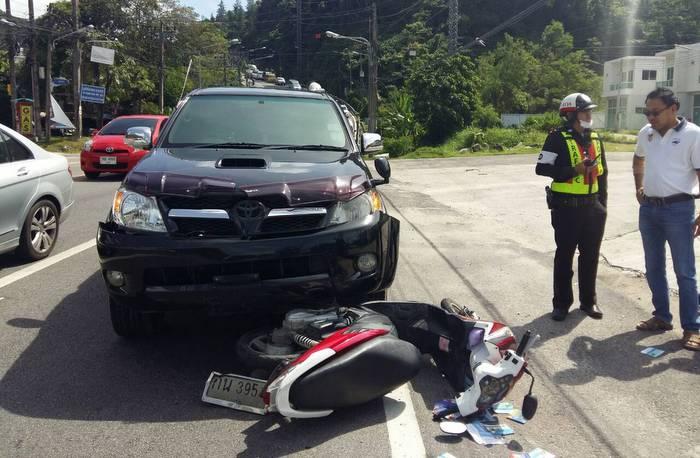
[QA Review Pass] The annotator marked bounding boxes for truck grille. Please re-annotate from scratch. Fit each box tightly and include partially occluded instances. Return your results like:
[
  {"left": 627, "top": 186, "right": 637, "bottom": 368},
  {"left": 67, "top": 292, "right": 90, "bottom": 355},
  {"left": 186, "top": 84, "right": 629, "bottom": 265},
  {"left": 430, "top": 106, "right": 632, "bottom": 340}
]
[{"left": 162, "top": 197, "right": 328, "bottom": 237}]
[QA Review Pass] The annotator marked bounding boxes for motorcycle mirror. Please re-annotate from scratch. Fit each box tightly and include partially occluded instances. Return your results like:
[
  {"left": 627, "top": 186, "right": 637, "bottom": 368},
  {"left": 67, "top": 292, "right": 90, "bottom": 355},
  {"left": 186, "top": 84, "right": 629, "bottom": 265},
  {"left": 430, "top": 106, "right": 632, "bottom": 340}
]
[
  {"left": 522, "top": 394, "right": 538, "bottom": 420},
  {"left": 439, "top": 421, "right": 468, "bottom": 435}
]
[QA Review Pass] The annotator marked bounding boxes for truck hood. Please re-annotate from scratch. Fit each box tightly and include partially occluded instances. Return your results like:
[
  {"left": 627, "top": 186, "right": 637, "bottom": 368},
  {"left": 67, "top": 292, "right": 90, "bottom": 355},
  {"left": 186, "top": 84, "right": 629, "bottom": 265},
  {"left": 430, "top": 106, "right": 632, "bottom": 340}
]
[{"left": 123, "top": 148, "right": 370, "bottom": 205}]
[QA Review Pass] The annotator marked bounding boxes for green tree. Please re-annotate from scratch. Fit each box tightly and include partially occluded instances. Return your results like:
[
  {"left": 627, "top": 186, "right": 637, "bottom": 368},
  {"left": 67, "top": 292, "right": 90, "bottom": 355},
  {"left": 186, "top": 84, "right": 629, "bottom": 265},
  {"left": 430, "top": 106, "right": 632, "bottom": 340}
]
[
  {"left": 477, "top": 34, "right": 537, "bottom": 113},
  {"left": 407, "top": 53, "right": 481, "bottom": 143}
]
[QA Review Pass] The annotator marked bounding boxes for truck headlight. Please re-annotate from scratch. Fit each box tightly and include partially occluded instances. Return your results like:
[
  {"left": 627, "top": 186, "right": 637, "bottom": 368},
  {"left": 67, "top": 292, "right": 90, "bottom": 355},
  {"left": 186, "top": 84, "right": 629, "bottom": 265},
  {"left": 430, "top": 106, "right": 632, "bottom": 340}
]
[
  {"left": 111, "top": 187, "right": 166, "bottom": 232},
  {"left": 328, "top": 190, "right": 383, "bottom": 226}
]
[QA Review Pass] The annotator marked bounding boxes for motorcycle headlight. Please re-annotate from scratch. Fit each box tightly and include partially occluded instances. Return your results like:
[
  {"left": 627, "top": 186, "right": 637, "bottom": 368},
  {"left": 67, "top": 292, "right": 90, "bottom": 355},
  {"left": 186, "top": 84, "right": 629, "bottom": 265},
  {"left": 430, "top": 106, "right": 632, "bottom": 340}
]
[
  {"left": 111, "top": 187, "right": 167, "bottom": 232},
  {"left": 328, "top": 190, "right": 383, "bottom": 226},
  {"left": 83, "top": 139, "right": 93, "bottom": 152}
]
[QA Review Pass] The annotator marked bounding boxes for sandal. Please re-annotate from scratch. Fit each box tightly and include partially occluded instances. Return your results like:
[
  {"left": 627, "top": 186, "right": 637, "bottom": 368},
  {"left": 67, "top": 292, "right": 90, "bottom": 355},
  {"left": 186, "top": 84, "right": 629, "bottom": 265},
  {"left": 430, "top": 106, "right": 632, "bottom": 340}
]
[
  {"left": 682, "top": 331, "right": 700, "bottom": 351},
  {"left": 636, "top": 316, "right": 673, "bottom": 331}
]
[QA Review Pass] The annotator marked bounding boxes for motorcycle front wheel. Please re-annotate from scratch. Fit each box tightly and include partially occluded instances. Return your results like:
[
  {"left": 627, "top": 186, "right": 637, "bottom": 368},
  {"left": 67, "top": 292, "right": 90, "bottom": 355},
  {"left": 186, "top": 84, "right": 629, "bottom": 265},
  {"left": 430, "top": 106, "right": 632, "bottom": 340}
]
[{"left": 236, "top": 328, "right": 304, "bottom": 371}]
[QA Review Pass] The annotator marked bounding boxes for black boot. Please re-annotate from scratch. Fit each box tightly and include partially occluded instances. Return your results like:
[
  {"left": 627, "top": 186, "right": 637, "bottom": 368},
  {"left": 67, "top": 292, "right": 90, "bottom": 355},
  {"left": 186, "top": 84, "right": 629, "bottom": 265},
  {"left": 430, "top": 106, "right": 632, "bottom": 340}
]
[
  {"left": 580, "top": 304, "right": 603, "bottom": 319},
  {"left": 551, "top": 308, "right": 569, "bottom": 321}
]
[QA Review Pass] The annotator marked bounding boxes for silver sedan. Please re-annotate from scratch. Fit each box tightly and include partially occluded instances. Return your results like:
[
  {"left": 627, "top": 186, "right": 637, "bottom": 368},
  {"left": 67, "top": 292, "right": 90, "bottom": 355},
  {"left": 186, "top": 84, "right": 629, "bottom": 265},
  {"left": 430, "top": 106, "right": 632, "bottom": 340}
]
[{"left": 0, "top": 123, "right": 74, "bottom": 260}]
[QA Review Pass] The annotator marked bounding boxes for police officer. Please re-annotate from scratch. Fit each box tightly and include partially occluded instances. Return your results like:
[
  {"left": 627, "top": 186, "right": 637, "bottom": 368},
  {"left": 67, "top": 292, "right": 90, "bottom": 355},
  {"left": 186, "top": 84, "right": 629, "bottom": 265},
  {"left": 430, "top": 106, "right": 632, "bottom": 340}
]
[{"left": 536, "top": 93, "right": 608, "bottom": 321}]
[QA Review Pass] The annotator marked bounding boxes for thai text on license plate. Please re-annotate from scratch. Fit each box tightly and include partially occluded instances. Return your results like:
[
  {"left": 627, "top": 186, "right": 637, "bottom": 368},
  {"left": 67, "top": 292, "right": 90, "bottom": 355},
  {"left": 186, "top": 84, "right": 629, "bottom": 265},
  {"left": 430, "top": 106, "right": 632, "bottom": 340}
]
[
  {"left": 201, "top": 372, "right": 267, "bottom": 415},
  {"left": 99, "top": 156, "right": 117, "bottom": 165}
]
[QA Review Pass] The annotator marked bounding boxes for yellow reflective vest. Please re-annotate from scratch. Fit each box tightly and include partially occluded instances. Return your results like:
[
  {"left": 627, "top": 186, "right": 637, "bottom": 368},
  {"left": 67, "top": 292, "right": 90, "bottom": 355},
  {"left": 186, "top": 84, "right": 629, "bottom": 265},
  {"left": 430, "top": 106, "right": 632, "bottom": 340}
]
[{"left": 551, "top": 131, "right": 604, "bottom": 194}]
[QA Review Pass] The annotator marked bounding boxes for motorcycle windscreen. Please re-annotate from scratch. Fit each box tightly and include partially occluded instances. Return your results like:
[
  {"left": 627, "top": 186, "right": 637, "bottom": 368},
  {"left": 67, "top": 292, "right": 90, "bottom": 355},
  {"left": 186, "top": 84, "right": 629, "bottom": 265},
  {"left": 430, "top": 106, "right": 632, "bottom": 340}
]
[{"left": 289, "top": 335, "right": 422, "bottom": 410}]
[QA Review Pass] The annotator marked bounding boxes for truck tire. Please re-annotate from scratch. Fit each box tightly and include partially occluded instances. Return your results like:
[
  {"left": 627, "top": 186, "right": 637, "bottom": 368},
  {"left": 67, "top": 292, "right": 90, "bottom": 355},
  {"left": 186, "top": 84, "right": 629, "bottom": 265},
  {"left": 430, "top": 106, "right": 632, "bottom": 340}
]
[{"left": 109, "top": 296, "right": 157, "bottom": 337}]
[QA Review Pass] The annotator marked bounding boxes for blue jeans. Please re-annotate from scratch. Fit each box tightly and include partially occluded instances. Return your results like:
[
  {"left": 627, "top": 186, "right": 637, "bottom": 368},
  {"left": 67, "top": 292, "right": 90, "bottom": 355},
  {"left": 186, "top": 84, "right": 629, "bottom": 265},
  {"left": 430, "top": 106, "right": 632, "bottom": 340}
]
[{"left": 639, "top": 200, "right": 700, "bottom": 331}]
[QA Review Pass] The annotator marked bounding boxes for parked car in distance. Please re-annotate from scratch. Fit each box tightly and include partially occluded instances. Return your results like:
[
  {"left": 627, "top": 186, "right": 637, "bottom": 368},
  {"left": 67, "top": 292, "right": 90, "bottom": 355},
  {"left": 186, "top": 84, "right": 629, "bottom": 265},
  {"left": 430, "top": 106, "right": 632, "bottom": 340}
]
[
  {"left": 0, "top": 123, "right": 74, "bottom": 260},
  {"left": 264, "top": 72, "right": 277, "bottom": 83},
  {"left": 97, "top": 87, "right": 397, "bottom": 337},
  {"left": 286, "top": 79, "right": 302, "bottom": 90},
  {"left": 252, "top": 70, "right": 263, "bottom": 80},
  {"left": 80, "top": 115, "right": 169, "bottom": 179},
  {"left": 275, "top": 76, "right": 286, "bottom": 86}
]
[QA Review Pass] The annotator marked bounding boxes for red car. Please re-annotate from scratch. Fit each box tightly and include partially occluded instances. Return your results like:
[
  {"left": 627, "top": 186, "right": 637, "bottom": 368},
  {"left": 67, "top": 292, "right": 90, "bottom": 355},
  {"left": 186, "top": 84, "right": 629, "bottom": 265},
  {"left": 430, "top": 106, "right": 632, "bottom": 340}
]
[{"left": 80, "top": 115, "right": 169, "bottom": 179}]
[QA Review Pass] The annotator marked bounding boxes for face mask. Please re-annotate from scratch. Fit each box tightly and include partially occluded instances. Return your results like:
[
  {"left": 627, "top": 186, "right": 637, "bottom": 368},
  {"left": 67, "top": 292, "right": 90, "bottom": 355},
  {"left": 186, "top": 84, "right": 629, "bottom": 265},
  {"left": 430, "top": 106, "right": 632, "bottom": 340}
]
[{"left": 580, "top": 119, "right": 593, "bottom": 129}]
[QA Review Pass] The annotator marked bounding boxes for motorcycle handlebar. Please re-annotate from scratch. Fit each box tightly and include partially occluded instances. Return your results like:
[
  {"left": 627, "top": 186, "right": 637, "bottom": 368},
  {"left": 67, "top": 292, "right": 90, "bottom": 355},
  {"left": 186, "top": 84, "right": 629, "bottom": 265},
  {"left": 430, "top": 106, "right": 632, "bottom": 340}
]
[{"left": 516, "top": 330, "right": 531, "bottom": 356}]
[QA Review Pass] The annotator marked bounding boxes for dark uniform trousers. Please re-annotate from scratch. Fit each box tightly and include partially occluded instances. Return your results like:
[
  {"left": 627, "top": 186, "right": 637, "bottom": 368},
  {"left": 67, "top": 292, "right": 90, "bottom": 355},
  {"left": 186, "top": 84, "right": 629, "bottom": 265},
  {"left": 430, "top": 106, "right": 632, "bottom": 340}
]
[{"left": 551, "top": 201, "right": 607, "bottom": 310}]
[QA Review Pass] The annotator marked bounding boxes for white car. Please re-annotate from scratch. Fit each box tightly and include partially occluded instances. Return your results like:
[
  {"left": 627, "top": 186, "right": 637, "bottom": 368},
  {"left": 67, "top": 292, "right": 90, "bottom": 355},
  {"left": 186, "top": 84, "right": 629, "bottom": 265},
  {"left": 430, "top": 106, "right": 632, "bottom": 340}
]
[{"left": 0, "top": 123, "right": 74, "bottom": 260}]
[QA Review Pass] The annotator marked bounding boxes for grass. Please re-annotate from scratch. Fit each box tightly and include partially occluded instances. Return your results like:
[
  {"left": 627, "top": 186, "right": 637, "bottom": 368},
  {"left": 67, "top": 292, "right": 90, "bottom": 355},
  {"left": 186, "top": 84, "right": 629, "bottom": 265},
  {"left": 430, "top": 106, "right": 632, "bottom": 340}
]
[
  {"left": 41, "top": 136, "right": 90, "bottom": 154},
  {"left": 395, "top": 128, "right": 637, "bottom": 159}
]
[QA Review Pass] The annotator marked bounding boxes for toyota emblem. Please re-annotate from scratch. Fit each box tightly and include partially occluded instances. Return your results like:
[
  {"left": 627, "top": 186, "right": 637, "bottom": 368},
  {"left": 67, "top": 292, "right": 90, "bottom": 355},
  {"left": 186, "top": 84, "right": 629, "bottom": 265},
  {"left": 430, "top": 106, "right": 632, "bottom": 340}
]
[
  {"left": 235, "top": 200, "right": 265, "bottom": 220},
  {"left": 105, "top": 146, "right": 114, "bottom": 153}
]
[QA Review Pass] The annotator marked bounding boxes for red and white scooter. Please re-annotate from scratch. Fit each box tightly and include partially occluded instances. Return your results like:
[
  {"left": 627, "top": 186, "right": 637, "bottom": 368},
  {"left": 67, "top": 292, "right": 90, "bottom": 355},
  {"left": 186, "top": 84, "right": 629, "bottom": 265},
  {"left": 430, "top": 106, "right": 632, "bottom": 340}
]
[{"left": 202, "top": 299, "right": 539, "bottom": 420}]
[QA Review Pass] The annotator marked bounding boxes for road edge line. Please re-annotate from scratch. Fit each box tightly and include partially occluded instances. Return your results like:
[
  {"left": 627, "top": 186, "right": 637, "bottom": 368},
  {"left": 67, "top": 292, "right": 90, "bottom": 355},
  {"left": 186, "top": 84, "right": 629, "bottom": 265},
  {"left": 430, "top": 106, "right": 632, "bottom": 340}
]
[
  {"left": 383, "top": 383, "right": 426, "bottom": 457},
  {"left": 0, "top": 239, "right": 97, "bottom": 289}
]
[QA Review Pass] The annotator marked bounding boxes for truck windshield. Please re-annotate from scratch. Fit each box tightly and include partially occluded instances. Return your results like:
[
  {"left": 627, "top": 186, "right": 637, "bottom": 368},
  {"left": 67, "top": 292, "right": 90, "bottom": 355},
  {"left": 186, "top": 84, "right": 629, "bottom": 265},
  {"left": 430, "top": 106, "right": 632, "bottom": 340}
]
[{"left": 163, "top": 95, "right": 349, "bottom": 149}]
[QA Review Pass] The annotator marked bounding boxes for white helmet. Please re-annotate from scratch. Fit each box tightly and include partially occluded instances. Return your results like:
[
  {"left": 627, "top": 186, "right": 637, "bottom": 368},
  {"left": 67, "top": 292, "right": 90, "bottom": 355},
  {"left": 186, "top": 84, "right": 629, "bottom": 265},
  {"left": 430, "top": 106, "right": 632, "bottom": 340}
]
[
  {"left": 308, "top": 81, "right": 323, "bottom": 92},
  {"left": 559, "top": 93, "right": 597, "bottom": 116}
]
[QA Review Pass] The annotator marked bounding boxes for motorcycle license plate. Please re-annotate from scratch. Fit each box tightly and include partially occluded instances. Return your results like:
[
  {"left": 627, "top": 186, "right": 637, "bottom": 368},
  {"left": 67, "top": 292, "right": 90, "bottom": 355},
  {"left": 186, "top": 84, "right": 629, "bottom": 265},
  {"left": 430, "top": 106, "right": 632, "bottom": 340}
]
[
  {"left": 99, "top": 156, "right": 117, "bottom": 165},
  {"left": 202, "top": 372, "right": 267, "bottom": 415}
]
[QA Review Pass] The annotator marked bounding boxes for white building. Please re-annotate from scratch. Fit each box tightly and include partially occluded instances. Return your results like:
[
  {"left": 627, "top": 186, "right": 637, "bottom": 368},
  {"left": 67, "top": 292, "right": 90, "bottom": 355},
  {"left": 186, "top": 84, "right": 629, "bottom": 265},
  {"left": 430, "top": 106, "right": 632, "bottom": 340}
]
[{"left": 602, "top": 43, "right": 700, "bottom": 130}]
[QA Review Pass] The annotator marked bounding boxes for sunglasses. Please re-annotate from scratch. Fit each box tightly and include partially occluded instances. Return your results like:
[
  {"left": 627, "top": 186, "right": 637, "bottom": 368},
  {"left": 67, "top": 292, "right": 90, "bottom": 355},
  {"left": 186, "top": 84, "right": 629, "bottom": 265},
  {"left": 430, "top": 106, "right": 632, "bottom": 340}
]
[{"left": 643, "top": 105, "right": 671, "bottom": 118}]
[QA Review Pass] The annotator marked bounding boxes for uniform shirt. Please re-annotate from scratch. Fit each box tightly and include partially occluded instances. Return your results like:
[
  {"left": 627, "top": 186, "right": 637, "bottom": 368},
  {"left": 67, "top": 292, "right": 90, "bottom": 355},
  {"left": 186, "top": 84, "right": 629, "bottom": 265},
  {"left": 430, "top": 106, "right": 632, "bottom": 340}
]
[
  {"left": 536, "top": 126, "right": 608, "bottom": 206},
  {"left": 634, "top": 117, "right": 700, "bottom": 197}
]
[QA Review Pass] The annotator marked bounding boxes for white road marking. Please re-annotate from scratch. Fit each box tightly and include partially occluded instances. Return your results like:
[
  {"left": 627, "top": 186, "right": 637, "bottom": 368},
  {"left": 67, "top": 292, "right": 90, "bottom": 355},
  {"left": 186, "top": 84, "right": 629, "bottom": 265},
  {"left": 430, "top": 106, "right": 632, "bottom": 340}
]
[
  {"left": 0, "top": 239, "right": 96, "bottom": 289},
  {"left": 383, "top": 383, "right": 426, "bottom": 457}
]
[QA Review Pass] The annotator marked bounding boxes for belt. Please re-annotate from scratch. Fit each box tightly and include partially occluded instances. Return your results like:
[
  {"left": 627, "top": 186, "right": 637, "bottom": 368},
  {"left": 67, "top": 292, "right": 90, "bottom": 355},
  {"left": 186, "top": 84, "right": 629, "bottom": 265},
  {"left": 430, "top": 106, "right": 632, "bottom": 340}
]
[
  {"left": 643, "top": 193, "right": 695, "bottom": 206},
  {"left": 552, "top": 194, "right": 599, "bottom": 208}
]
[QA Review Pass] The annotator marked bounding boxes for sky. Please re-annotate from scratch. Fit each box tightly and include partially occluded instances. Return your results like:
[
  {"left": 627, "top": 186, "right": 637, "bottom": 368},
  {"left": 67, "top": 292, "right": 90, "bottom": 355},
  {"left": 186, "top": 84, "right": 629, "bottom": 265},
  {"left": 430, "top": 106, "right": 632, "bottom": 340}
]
[{"left": 3, "top": 0, "right": 223, "bottom": 20}]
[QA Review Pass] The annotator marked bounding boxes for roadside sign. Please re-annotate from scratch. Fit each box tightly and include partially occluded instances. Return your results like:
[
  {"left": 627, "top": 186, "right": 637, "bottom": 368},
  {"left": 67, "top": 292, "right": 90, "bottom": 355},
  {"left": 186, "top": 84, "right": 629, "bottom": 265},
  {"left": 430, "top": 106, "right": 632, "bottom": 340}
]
[
  {"left": 17, "top": 102, "right": 33, "bottom": 135},
  {"left": 81, "top": 84, "right": 106, "bottom": 104},
  {"left": 90, "top": 46, "right": 115, "bottom": 65}
]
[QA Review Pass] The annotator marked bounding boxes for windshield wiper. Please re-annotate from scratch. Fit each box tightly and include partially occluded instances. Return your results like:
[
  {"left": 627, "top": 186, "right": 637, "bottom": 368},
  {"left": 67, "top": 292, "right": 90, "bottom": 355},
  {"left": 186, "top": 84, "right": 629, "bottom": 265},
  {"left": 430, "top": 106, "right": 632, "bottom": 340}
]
[
  {"left": 195, "top": 142, "right": 270, "bottom": 149},
  {"left": 268, "top": 144, "right": 349, "bottom": 152}
]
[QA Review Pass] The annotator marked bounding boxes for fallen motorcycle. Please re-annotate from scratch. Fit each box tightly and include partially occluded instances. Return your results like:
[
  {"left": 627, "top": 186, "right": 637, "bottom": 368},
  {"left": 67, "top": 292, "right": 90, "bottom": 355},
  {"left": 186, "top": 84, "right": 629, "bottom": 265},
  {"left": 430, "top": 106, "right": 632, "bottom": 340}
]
[{"left": 202, "top": 298, "right": 539, "bottom": 421}]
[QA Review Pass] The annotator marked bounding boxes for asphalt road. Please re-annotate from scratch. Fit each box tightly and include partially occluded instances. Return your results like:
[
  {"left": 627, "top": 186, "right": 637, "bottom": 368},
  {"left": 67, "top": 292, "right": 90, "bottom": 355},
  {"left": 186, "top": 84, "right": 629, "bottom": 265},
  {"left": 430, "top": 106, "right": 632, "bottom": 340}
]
[{"left": 0, "top": 152, "right": 698, "bottom": 457}]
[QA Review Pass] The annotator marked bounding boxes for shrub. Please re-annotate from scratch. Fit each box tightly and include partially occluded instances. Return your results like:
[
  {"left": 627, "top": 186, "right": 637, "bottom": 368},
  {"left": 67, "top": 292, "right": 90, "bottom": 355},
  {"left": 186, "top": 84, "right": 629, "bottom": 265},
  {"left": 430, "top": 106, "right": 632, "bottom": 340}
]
[
  {"left": 472, "top": 105, "right": 502, "bottom": 129},
  {"left": 522, "top": 112, "right": 561, "bottom": 132},
  {"left": 483, "top": 128, "right": 521, "bottom": 148},
  {"left": 383, "top": 136, "right": 414, "bottom": 158}
]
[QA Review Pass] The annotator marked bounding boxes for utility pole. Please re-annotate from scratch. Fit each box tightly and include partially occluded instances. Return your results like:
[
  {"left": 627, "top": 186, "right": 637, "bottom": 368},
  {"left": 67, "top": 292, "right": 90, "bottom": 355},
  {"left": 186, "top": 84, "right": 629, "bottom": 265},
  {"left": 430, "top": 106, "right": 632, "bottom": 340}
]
[
  {"left": 71, "top": 0, "right": 82, "bottom": 138},
  {"left": 159, "top": 20, "right": 165, "bottom": 113},
  {"left": 368, "top": 2, "right": 378, "bottom": 132},
  {"left": 296, "top": 0, "right": 301, "bottom": 79},
  {"left": 45, "top": 36, "right": 53, "bottom": 141},
  {"left": 448, "top": 0, "right": 458, "bottom": 55},
  {"left": 5, "top": 0, "right": 17, "bottom": 130},
  {"left": 29, "top": 0, "right": 40, "bottom": 140}
]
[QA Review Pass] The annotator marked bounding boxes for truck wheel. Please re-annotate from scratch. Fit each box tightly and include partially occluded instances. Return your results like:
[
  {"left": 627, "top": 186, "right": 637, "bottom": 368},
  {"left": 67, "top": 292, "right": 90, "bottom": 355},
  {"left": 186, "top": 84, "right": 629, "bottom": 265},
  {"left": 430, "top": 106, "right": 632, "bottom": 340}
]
[
  {"left": 17, "top": 199, "right": 59, "bottom": 261},
  {"left": 236, "top": 328, "right": 303, "bottom": 370},
  {"left": 109, "top": 296, "right": 157, "bottom": 337},
  {"left": 84, "top": 172, "right": 100, "bottom": 180}
]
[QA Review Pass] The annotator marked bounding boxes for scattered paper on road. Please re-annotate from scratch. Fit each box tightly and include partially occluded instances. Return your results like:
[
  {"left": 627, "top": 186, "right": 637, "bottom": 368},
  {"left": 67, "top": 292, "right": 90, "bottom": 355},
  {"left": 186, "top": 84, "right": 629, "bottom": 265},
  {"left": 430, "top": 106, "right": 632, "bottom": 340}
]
[{"left": 641, "top": 347, "right": 665, "bottom": 357}]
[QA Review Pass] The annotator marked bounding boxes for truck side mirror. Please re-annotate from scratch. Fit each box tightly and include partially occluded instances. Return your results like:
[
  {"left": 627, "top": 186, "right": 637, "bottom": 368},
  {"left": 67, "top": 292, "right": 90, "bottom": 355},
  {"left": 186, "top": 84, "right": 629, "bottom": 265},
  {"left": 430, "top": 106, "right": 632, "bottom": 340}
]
[{"left": 125, "top": 126, "right": 152, "bottom": 150}]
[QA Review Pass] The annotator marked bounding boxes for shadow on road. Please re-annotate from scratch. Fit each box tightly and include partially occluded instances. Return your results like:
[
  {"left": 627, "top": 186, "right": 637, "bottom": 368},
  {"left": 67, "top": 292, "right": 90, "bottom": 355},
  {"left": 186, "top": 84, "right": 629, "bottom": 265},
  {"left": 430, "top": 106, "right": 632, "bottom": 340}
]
[
  {"left": 553, "top": 330, "right": 700, "bottom": 385},
  {"left": 0, "top": 270, "right": 398, "bottom": 452},
  {"left": 72, "top": 173, "right": 125, "bottom": 183}
]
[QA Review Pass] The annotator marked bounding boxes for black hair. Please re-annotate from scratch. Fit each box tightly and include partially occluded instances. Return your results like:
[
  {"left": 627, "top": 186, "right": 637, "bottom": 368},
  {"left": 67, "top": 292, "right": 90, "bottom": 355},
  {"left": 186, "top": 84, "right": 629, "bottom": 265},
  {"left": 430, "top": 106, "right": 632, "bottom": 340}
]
[{"left": 645, "top": 87, "right": 680, "bottom": 109}]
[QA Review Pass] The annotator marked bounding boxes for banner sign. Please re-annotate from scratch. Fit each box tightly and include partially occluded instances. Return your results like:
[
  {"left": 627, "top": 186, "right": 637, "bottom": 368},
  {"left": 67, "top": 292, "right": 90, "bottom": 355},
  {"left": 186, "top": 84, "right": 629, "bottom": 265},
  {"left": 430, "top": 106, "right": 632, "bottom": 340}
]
[
  {"left": 81, "top": 84, "right": 106, "bottom": 104},
  {"left": 17, "top": 102, "right": 33, "bottom": 136},
  {"left": 90, "top": 46, "right": 115, "bottom": 65}
]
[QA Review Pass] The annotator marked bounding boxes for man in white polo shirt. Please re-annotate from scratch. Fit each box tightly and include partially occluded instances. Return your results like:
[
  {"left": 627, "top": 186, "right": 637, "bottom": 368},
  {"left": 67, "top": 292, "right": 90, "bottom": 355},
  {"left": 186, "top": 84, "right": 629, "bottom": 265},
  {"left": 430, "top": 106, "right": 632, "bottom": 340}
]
[{"left": 633, "top": 88, "right": 700, "bottom": 351}]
